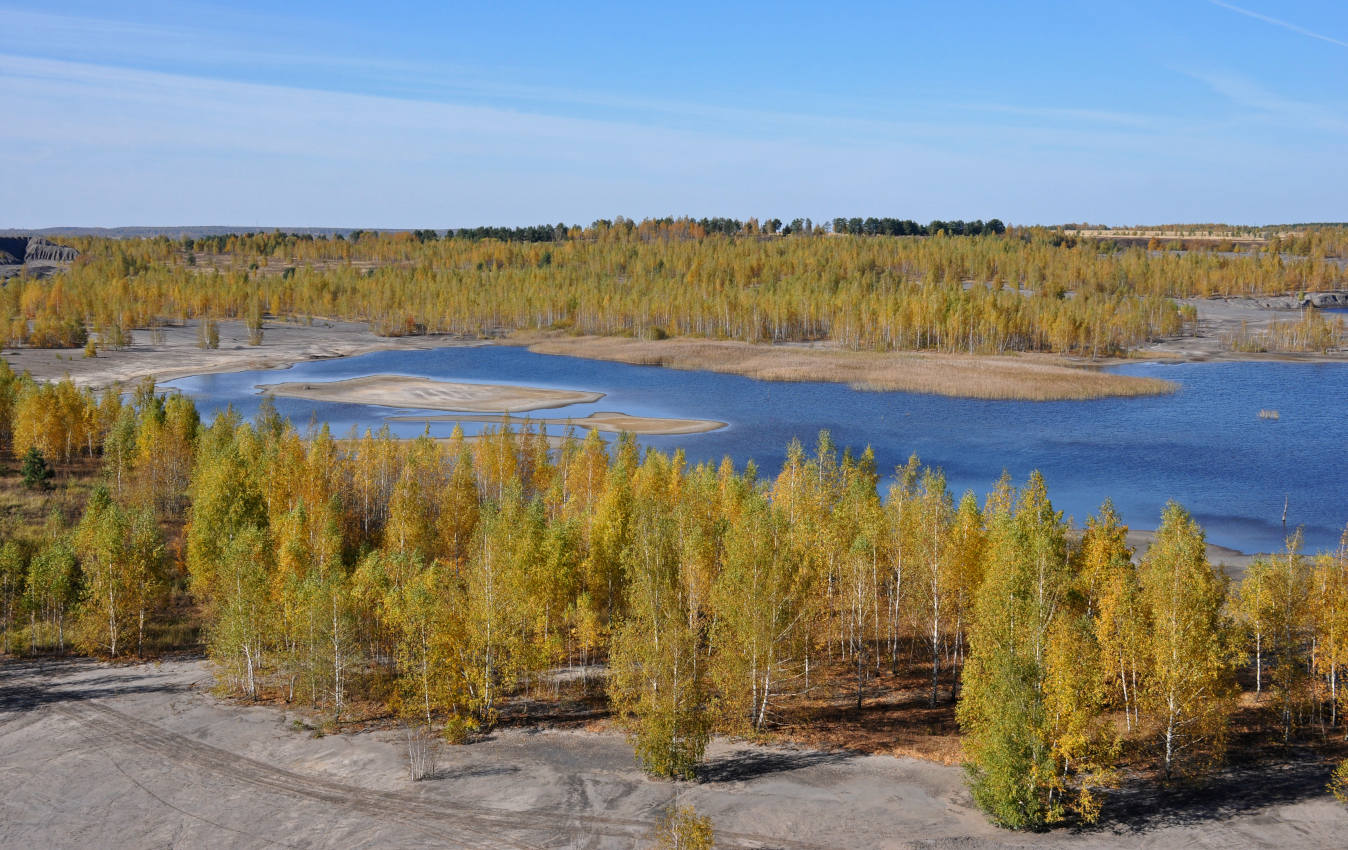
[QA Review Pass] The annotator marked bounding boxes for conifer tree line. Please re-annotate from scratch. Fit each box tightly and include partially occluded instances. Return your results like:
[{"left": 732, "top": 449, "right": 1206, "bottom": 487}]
[
  {"left": 2, "top": 368, "right": 1347, "bottom": 827},
  {"left": 8, "top": 221, "right": 1347, "bottom": 356}
]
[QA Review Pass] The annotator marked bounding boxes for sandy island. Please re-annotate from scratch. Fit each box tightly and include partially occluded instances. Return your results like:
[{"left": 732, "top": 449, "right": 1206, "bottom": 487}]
[
  {"left": 387, "top": 410, "right": 725, "bottom": 435},
  {"left": 259, "top": 375, "right": 604, "bottom": 413}
]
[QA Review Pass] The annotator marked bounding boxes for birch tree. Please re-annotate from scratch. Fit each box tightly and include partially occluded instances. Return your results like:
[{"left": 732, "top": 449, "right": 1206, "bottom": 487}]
[{"left": 1138, "top": 502, "right": 1237, "bottom": 781}]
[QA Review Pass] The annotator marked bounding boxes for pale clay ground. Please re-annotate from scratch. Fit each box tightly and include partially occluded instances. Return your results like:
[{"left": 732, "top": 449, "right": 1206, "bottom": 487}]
[{"left": 2, "top": 658, "right": 1344, "bottom": 849}]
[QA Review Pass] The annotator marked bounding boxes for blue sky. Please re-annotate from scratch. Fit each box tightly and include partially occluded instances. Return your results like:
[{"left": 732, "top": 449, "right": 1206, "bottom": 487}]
[{"left": 1, "top": 1, "right": 1344, "bottom": 227}]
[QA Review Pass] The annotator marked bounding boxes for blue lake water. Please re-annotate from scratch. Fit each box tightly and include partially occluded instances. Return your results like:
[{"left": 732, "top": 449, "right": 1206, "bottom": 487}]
[{"left": 164, "top": 348, "right": 1348, "bottom": 554}]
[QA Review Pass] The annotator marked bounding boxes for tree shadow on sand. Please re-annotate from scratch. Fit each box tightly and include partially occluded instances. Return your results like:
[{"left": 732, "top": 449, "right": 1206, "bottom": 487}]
[
  {"left": 698, "top": 746, "right": 853, "bottom": 783},
  {"left": 1089, "top": 757, "right": 1335, "bottom": 835},
  {"left": 0, "top": 657, "right": 198, "bottom": 714}
]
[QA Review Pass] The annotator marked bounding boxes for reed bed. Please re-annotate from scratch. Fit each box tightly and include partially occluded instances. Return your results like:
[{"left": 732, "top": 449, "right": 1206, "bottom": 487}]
[{"left": 522, "top": 335, "right": 1177, "bottom": 401}]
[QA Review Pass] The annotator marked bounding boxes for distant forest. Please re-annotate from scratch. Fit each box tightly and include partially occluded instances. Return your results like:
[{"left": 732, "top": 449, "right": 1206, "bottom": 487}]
[
  {"left": 5, "top": 218, "right": 1346, "bottom": 357},
  {"left": 320, "top": 216, "right": 1005, "bottom": 244}
]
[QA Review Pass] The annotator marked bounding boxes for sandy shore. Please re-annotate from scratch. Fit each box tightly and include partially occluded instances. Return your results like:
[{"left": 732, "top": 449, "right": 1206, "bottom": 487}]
[
  {"left": 387, "top": 410, "right": 726, "bottom": 435},
  {"left": 514, "top": 333, "right": 1178, "bottom": 401},
  {"left": 259, "top": 375, "right": 604, "bottom": 413},
  {"left": 4, "top": 657, "right": 1344, "bottom": 849},
  {"left": 1126, "top": 529, "right": 1260, "bottom": 578},
  {"left": 0, "top": 319, "right": 482, "bottom": 392}
]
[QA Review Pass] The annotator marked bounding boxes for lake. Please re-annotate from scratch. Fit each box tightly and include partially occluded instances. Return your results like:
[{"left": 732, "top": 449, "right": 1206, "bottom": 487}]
[{"left": 164, "top": 347, "right": 1348, "bottom": 555}]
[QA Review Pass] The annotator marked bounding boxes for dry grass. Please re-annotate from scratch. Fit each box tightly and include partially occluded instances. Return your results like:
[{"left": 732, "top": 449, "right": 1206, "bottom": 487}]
[
  {"left": 0, "top": 455, "right": 104, "bottom": 531},
  {"left": 518, "top": 334, "right": 1176, "bottom": 401}
]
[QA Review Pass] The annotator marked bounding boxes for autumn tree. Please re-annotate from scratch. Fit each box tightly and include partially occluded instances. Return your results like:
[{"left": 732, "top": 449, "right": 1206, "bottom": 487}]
[
  {"left": 24, "top": 535, "right": 76, "bottom": 652},
  {"left": 1311, "top": 529, "right": 1348, "bottom": 728},
  {"left": 0, "top": 540, "right": 26, "bottom": 653},
  {"left": 609, "top": 455, "right": 710, "bottom": 779},
  {"left": 710, "top": 492, "right": 804, "bottom": 733},
  {"left": 74, "top": 487, "right": 165, "bottom": 657},
  {"left": 958, "top": 471, "right": 1074, "bottom": 829},
  {"left": 1137, "top": 502, "right": 1237, "bottom": 781},
  {"left": 1078, "top": 501, "right": 1143, "bottom": 729}
]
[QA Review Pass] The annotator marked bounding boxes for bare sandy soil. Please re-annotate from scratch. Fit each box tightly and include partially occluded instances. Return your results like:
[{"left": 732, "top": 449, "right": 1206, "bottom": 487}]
[
  {"left": 2, "top": 658, "right": 1344, "bottom": 849},
  {"left": 387, "top": 411, "right": 726, "bottom": 436},
  {"left": 1, "top": 320, "right": 481, "bottom": 392},
  {"left": 260, "top": 375, "right": 604, "bottom": 414},
  {"left": 1134, "top": 297, "right": 1348, "bottom": 363}
]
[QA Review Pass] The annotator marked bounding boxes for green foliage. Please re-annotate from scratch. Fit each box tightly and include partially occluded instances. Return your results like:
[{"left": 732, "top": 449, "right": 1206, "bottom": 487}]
[
  {"left": 958, "top": 472, "right": 1078, "bottom": 830},
  {"left": 20, "top": 446, "right": 52, "bottom": 489},
  {"left": 962, "top": 650, "right": 1054, "bottom": 829}
]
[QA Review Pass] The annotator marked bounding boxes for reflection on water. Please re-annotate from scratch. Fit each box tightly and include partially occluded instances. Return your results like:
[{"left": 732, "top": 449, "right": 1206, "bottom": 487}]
[{"left": 165, "top": 348, "right": 1348, "bottom": 554}]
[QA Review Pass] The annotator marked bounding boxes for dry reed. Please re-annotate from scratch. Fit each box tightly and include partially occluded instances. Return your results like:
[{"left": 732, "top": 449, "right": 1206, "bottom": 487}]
[{"left": 521, "top": 335, "right": 1176, "bottom": 401}]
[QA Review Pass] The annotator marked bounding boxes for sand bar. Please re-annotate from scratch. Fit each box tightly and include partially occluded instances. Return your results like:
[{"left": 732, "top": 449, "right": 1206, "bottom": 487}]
[
  {"left": 386, "top": 410, "right": 726, "bottom": 435},
  {"left": 258, "top": 374, "right": 604, "bottom": 413}
]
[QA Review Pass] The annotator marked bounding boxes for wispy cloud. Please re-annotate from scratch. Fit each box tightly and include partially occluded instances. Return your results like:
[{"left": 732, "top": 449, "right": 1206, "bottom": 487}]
[
  {"left": 1183, "top": 67, "right": 1348, "bottom": 135},
  {"left": 1209, "top": 0, "right": 1348, "bottom": 49},
  {"left": 0, "top": 7, "right": 1169, "bottom": 146}
]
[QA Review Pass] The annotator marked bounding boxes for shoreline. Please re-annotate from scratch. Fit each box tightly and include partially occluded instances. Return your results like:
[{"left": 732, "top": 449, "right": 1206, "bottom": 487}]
[
  {"left": 1125, "top": 528, "right": 1261, "bottom": 576},
  {"left": 4, "top": 302, "right": 1344, "bottom": 399}
]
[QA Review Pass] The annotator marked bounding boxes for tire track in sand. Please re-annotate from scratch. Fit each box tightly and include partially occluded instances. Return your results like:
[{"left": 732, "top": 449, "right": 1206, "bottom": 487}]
[{"left": 52, "top": 697, "right": 822, "bottom": 850}]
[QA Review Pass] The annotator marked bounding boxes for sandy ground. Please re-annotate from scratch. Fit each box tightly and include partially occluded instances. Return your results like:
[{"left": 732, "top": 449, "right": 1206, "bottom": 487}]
[
  {"left": 260, "top": 375, "right": 604, "bottom": 414},
  {"left": 1134, "top": 297, "right": 1348, "bottom": 363},
  {"left": 387, "top": 411, "right": 727, "bottom": 436},
  {"left": 3, "top": 658, "right": 1345, "bottom": 849},
  {"left": 1, "top": 320, "right": 482, "bottom": 392}
]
